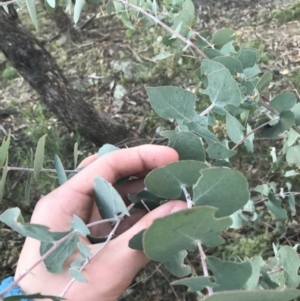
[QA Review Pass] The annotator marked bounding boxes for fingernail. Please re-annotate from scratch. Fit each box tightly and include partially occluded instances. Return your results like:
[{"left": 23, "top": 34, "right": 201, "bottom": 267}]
[{"left": 170, "top": 206, "right": 184, "bottom": 214}]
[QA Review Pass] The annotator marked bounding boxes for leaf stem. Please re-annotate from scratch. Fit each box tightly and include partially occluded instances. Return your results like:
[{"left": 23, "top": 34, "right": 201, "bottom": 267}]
[
  {"left": 113, "top": 0, "right": 208, "bottom": 59},
  {"left": 200, "top": 103, "right": 215, "bottom": 116},
  {"left": 182, "top": 186, "right": 193, "bottom": 208},
  {"left": 231, "top": 119, "right": 276, "bottom": 151},
  {"left": 197, "top": 242, "right": 213, "bottom": 296}
]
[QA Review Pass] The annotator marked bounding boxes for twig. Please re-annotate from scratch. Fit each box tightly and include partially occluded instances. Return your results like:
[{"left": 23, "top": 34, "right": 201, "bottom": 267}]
[
  {"left": 197, "top": 242, "right": 213, "bottom": 296},
  {"left": 60, "top": 203, "right": 135, "bottom": 298},
  {"left": 0, "top": 166, "right": 80, "bottom": 174},
  {"left": 0, "top": 231, "right": 77, "bottom": 298},
  {"left": 231, "top": 119, "right": 276, "bottom": 151},
  {"left": 189, "top": 28, "right": 215, "bottom": 49},
  {"left": 200, "top": 103, "right": 215, "bottom": 116},
  {"left": 113, "top": 0, "right": 208, "bottom": 60},
  {"left": 182, "top": 186, "right": 193, "bottom": 208}
]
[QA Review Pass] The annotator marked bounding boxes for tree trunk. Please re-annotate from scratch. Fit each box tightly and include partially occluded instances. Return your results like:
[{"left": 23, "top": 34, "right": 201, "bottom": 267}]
[{"left": 0, "top": 6, "right": 131, "bottom": 146}]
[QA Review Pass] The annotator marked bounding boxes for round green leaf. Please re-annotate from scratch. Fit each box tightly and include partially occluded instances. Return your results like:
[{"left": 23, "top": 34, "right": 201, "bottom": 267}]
[
  {"left": 193, "top": 168, "right": 250, "bottom": 217},
  {"left": 211, "top": 29, "right": 235, "bottom": 48},
  {"left": 143, "top": 206, "right": 232, "bottom": 262},
  {"left": 270, "top": 92, "right": 297, "bottom": 113},
  {"left": 212, "top": 56, "right": 243, "bottom": 76},
  {"left": 145, "top": 161, "right": 208, "bottom": 199}
]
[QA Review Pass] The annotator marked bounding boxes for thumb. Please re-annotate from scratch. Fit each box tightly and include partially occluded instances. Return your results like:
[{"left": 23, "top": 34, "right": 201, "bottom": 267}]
[{"left": 104, "top": 200, "right": 187, "bottom": 282}]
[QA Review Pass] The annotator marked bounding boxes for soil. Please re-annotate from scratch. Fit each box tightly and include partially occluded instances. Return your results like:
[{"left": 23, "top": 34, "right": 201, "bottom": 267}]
[{"left": 0, "top": 0, "right": 300, "bottom": 300}]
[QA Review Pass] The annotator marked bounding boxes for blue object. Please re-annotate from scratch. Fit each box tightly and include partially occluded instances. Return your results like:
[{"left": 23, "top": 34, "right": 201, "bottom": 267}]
[{"left": 0, "top": 276, "right": 31, "bottom": 301}]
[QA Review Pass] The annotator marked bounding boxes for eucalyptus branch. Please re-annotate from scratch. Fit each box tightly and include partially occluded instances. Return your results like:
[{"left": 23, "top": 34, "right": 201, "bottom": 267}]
[
  {"left": 231, "top": 119, "right": 276, "bottom": 151},
  {"left": 182, "top": 186, "right": 193, "bottom": 208},
  {"left": 189, "top": 28, "right": 215, "bottom": 49},
  {"left": 197, "top": 242, "right": 213, "bottom": 296},
  {"left": 60, "top": 203, "right": 135, "bottom": 298},
  {"left": 0, "top": 231, "right": 77, "bottom": 298},
  {"left": 0, "top": 166, "right": 80, "bottom": 174},
  {"left": 113, "top": 0, "right": 208, "bottom": 59}
]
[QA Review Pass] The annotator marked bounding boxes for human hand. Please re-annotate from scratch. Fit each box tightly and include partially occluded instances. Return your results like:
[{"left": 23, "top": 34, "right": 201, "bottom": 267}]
[{"left": 15, "top": 145, "right": 187, "bottom": 301}]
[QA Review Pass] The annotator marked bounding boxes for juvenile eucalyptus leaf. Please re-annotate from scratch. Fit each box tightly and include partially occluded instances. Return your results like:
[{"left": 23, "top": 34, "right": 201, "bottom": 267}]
[
  {"left": 203, "top": 48, "right": 224, "bottom": 59},
  {"left": 202, "top": 289, "right": 300, "bottom": 301},
  {"left": 270, "top": 92, "right": 297, "bottom": 113},
  {"left": 129, "top": 229, "right": 145, "bottom": 250},
  {"left": 46, "top": 0, "right": 55, "bottom": 7},
  {"left": 74, "top": 0, "right": 85, "bottom": 23},
  {"left": 171, "top": 9, "right": 193, "bottom": 37},
  {"left": 212, "top": 56, "right": 243, "bottom": 76},
  {"left": 211, "top": 29, "right": 235, "bottom": 48},
  {"left": 69, "top": 267, "right": 87, "bottom": 283},
  {"left": 146, "top": 86, "right": 199, "bottom": 124},
  {"left": 0, "top": 159, "right": 8, "bottom": 203},
  {"left": 24, "top": 172, "right": 33, "bottom": 205},
  {"left": 70, "top": 214, "right": 90, "bottom": 237},
  {"left": 164, "top": 250, "right": 192, "bottom": 277},
  {"left": 235, "top": 48, "right": 258, "bottom": 69},
  {"left": 97, "top": 144, "right": 120, "bottom": 157},
  {"left": 71, "top": 258, "right": 85, "bottom": 269},
  {"left": 128, "top": 190, "right": 164, "bottom": 210},
  {"left": 291, "top": 103, "right": 300, "bottom": 125},
  {"left": 0, "top": 131, "right": 10, "bottom": 166},
  {"left": 4, "top": 294, "right": 63, "bottom": 301},
  {"left": 0, "top": 207, "right": 53, "bottom": 242},
  {"left": 184, "top": 121, "right": 236, "bottom": 159},
  {"left": 144, "top": 161, "right": 207, "bottom": 199},
  {"left": 54, "top": 155, "right": 67, "bottom": 185},
  {"left": 220, "top": 41, "right": 236, "bottom": 55},
  {"left": 199, "top": 68, "right": 241, "bottom": 109},
  {"left": 277, "top": 246, "right": 300, "bottom": 287},
  {"left": 152, "top": 52, "right": 173, "bottom": 61},
  {"left": 266, "top": 192, "right": 288, "bottom": 219},
  {"left": 286, "top": 144, "right": 300, "bottom": 167},
  {"left": 33, "top": 134, "right": 47, "bottom": 180},
  {"left": 172, "top": 276, "right": 218, "bottom": 292},
  {"left": 288, "top": 194, "right": 296, "bottom": 213},
  {"left": 25, "top": 0, "right": 39, "bottom": 30},
  {"left": 182, "top": 0, "right": 195, "bottom": 17},
  {"left": 207, "top": 257, "right": 252, "bottom": 291},
  {"left": 143, "top": 206, "right": 232, "bottom": 262},
  {"left": 244, "top": 124, "right": 254, "bottom": 153},
  {"left": 94, "top": 177, "right": 129, "bottom": 219},
  {"left": 74, "top": 142, "right": 78, "bottom": 169},
  {"left": 193, "top": 168, "right": 250, "bottom": 217},
  {"left": 106, "top": 0, "right": 115, "bottom": 14},
  {"left": 256, "top": 71, "right": 272, "bottom": 92},
  {"left": 226, "top": 113, "right": 245, "bottom": 143},
  {"left": 258, "top": 110, "right": 295, "bottom": 138},
  {"left": 41, "top": 232, "right": 78, "bottom": 273},
  {"left": 243, "top": 64, "right": 261, "bottom": 78},
  {"left": 244, "top": 255, "right": 265, "bottom": 290},
  {"left": 161, "top": 130, "right": 205, "bottom": 161},
  {"left": 195, "top": 59, "right": 224, "bottom": 85}
]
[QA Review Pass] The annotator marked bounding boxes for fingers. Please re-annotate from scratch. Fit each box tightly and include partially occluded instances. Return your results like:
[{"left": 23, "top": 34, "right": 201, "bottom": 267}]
[
  {"left": 63, "top": 145, "right": 179, "bottom": 197},
  {"left": 100, "top": 201, "right": 187, "bottom": 281}
]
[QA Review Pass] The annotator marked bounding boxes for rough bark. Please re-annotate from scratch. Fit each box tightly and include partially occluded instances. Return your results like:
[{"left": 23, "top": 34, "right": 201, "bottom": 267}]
[{"left": 0, "top": 6, "right": 131, "bottom": 146}]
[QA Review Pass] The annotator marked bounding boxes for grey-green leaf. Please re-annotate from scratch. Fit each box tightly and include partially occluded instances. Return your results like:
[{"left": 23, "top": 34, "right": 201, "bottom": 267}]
[
  {"left": 193, "top": 168, "right": 250, "bottom": 217},
  {"left": 25, "top": 0, "right": 39, "bottom": 30},
  {"left": 286, "top": 144, "right": 300, "bottom": 167},
  {"left": 0, "top": 207, "right": 54, "bottom": 242},
  {"left": 266, "top": 192, "right": 288, "bottom": 219},
  {"left": 212, "top": 56, "right": 243, "bottom": 76},
  {"left": 40, "top": 232, "right": 78, "bottom": 273},
  {"left": 54, "top": 155, "right": 67, "bottom": 185},
  {"left": 143, "top": 206, "right": 232, "bottom": 262},
  {"left": 235, "top": 48, "right": 258, "bottom": 69},
  {"left": 211, "top": 29, "right": 235, "bottom": 48},
  {"left": 146, "top": 86, "right": 199, "bottom": 123},
  {"left": 172, "top": 276, "right": 219, "bottom": 292},
  {"left": 0, "top": 131, "right": 10, "bottom": 166},
  {"left": 256, "top": 71, "right": 272, "bottom": 92},
  {"left": 0, "top": 159, "right": 8, "bottom": 203},
  {"left": 97, "top": 144, "right": 120, "bottom": 158},
  {"left": 164, "top": 250, "right": 192, "bottom": 277},
  {"left": 161, "top": 130, "right": 205, "bottom": 161},
  {"left": 94, "top": 177, "right": 129, "bottom": 219},
  {"left": 184, "top": 121, "right": 236, "bottom": 160},
  {"left": 74, "top": 0, "right": 85, "bottom": 23},
  {"left": 199, "top": 68, "right": 241, "bottom": 109},
  {"left": 33, "top": 134, "right": 47, "bottom": 180},
  {"left": 69, "top": 268, "right": 88, "bottom": 283},
  {"left": 202, "top": 289, "right": 300, "bottom": 301},
  {"left": 71, "top": 214, "right": 90, "bottom": 236},
  {"left": 270, "top": 92, "right": 297, "bottom": 113},
  {"left": 226, "top": 113, "right": 245, "bottom": 143},
  {"left": 207, "top": 256, "right": 252, "bottom": 291},
  {"left": 144, "top": 161, "right": 208, "bottom": 199}
]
